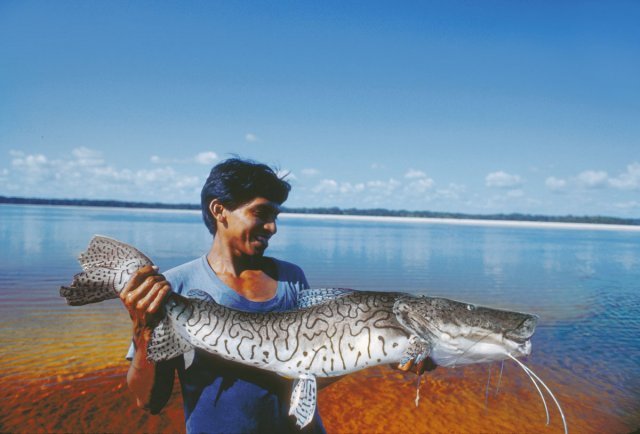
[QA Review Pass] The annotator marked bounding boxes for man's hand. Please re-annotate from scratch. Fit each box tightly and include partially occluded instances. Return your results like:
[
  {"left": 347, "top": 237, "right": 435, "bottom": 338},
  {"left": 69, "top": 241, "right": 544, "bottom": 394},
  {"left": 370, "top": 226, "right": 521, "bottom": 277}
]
[
  {"left": 120, "top": 265, "right": 173, "bottom": 411},
  {"left": 119, "top": 265, "right": 171, "bottom": 341}
]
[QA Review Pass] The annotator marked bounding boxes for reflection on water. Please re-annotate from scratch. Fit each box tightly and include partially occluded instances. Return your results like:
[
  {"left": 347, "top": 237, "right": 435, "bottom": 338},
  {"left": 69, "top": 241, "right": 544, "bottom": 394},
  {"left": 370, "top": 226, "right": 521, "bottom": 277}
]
[{"left": 1, "top": 205, "right": 639, "bottom": 432}]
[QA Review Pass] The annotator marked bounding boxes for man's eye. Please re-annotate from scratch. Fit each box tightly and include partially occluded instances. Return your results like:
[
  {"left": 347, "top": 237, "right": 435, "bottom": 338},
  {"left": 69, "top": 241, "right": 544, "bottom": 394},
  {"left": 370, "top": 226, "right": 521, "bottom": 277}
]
[{"left": 255, "top": 211, "right": 277, "bottom": 221}]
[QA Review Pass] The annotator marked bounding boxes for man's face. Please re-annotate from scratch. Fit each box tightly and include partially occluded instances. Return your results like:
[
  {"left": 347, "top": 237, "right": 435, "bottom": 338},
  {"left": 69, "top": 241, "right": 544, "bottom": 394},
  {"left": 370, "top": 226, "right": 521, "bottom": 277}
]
[{"left": 221, "top": 197, "right": 281, "bottom": 256}]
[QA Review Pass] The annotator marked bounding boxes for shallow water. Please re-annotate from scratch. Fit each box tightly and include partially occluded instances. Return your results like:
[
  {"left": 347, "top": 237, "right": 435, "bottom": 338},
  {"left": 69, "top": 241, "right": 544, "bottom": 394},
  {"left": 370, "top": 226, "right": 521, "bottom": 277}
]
[{"left": 1, "top": 204, "right": 638, "bottom": 433}]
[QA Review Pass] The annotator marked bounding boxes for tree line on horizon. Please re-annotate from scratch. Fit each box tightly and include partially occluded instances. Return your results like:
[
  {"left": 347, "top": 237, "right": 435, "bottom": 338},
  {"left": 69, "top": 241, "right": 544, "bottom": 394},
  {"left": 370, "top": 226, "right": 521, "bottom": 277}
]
[{"left": 1, "top": 195, "right": 638, "bottom": 226}]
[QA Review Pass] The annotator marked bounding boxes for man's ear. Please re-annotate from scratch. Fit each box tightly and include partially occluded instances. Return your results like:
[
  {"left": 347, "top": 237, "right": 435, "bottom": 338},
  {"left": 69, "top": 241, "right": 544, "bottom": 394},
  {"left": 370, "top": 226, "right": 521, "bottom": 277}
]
[{"left": 209, "top": 200, "right": 226, "bottom": 224}]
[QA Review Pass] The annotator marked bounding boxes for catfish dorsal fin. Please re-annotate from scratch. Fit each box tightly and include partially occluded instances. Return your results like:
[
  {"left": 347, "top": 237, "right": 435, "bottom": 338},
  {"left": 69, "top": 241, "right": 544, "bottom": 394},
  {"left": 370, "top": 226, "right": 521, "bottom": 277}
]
[{"left": 297, "top": 288, "right": 355, "bottom": 308}]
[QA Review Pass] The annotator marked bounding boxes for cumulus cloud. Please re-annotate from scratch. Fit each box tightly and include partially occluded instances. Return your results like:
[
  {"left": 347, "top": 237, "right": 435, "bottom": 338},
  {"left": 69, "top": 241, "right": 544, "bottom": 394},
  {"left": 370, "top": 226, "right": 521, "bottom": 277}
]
[
  {"left": 404, "top": 177, "right": 434, "bottom": 195},
  {"left": 485, "top": 171, "right": 522, "bottom": 188},
  {"left": 150, "top": 151, "right": 218, "bottom": 166},
  {"left": 577, "top": 170, "right": 608, "bottom": 188},
  {"left": 2, "top": 148, "right": 206, "bottom": 202},
  {"left": 405, "top": 169, "right": 427, "bottom": 179},
  {"left": 313, "top": 179, "right": 338, "bottom": 194},
  {"left": 72, "top": 147, "right": 104, "bottom": 166},
  {"left": 609, "top": 162, "right": 640, "bottom": 190},
  {"left": 545, "top": 176, "right": 567, "bottom": 191},
  {"left": 312, "top": 179, "right": 365, "bottom": 195},
  {"left": 11, "top": 153, "right": 48, "bottom": 172},
  {"left": 195, "top": 151, "right": 218, "bottom": 165},
  {"left": 366, "top": 178, "right": 401, "bottom": 195},
  {"left": 301, "top": 168, "right": 320, "bottom": 177},
  {"left": 245, "top": 133, "right": 259, "bottom": 142},
  {"left": 435, "top": 183, "right": 466, "bottom": 200}
]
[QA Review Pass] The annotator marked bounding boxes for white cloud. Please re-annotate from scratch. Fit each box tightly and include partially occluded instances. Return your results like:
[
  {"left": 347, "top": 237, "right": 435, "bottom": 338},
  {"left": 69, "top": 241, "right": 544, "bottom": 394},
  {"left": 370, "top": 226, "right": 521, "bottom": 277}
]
[
  {"left": 245, "top": 133, "right": 259, "bottom": 142},
  {"left": 485, "top": 171, "right": 522, "bottom": 188},
  {"left": 435, "top": 183, "right": 466, "bottom": 200},
  {"left": 72, "top": 147, "right": 104, "bottom": 166},
  {"left": 545, "top": 176, "right": 567, "bottom": 191},
  {"left": 341, "top": 182, "right": 365, "bottom": 194},
  {"left": 301, "top": 168, "right": 320, "bottom": 177},
  {"left": 2, "top": 148, "right": 205, "bottom": 202},
  {"left": 313, "top": 179, "right": 339, "bottom": 194},
  {"left": 366, "top": 178, "right": 401, "bottom": 195},
  {"left": 12, "top": 153, "right": 48, "bottom": 170},
  {"left": 577, "top": 170, "right": 608, "bottom": 188},
  {"left": 195, "top": 151, "right": 218, "bottom": 165},
  {"left": 609, "top": 162, "right": 640, "bottom": 190},
  {"left": 150, "top": 151, "right": 218, "bottom": 166},
  {"left": 312, "top": 178, "right": 396, "bottom": 198},
  {"left": 405, "top": 169, "right": 427, "bottom": 179},
  {"left": 404, "top": 177, "right": 434, "bottom": 195}
]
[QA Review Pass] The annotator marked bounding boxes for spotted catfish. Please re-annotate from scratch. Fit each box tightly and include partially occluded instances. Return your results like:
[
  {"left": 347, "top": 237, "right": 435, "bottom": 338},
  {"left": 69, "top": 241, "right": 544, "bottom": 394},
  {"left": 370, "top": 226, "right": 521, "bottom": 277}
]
[{"left": 60, "top": 236, "right": 538, "bottom": 429}]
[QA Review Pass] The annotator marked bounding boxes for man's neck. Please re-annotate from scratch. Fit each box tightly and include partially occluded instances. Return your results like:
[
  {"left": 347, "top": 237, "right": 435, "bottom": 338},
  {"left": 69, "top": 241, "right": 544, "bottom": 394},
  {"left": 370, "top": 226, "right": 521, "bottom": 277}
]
[
  {"left": 207, "top": 237, "right": 260, "bottom": 277},
  {"left": 206, "top": 238, "right": 277, "bottom": 301}
]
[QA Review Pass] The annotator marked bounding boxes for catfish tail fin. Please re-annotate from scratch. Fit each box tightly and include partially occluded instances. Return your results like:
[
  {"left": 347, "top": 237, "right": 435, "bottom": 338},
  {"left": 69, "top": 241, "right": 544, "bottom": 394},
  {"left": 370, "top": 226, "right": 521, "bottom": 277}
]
[{"left": 59, "top": 235, "right": 154, "bottom": 305}]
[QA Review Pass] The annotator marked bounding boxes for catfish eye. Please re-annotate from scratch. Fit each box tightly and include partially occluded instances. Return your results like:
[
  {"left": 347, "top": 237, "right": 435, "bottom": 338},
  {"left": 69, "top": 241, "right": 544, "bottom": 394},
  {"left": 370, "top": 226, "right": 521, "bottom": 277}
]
[{"left": 466, "top": 304, "right": 476, "bottom": 311}]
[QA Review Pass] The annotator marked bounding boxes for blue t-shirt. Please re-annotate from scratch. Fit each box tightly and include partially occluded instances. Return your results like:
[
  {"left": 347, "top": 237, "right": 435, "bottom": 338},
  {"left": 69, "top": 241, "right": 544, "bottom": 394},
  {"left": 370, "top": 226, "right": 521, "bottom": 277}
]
[{"left": 128, "top": 255, "right": 326, "bottom": 434}]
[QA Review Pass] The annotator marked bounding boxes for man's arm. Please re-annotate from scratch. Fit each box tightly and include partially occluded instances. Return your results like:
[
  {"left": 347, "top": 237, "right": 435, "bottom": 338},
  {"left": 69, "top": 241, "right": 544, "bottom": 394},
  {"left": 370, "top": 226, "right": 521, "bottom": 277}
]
[{"left": 120, "top": 265, "right": 175, "bottom": 412}]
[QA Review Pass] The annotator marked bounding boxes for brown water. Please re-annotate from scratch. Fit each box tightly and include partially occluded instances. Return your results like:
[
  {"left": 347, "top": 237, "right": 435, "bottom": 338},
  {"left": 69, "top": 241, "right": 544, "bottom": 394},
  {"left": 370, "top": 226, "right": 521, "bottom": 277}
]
[{"left": 0, "top": 273, "right": 631, "bottom": 433}]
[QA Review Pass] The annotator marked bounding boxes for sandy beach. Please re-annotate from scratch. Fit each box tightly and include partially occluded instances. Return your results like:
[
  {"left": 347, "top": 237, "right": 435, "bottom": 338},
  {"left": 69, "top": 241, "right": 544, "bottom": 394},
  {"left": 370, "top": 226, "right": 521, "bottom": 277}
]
[{"left": 281, "top": 212, "right": 640, "bottom": 232}]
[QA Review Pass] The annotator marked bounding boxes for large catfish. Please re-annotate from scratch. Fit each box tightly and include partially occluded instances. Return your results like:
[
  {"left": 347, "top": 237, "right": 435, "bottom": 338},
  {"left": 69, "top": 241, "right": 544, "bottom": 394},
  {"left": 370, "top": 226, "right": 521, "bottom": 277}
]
[{"left": 61, "top": 236, "right": 556, "bottom": 430}]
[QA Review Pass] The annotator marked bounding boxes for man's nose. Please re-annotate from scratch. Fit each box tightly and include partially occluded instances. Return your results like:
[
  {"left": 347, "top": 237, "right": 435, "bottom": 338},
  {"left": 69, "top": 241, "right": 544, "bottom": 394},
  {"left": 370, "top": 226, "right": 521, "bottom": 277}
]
[{"left": 264, "top": 220, "right": 277, "bottom": 235}]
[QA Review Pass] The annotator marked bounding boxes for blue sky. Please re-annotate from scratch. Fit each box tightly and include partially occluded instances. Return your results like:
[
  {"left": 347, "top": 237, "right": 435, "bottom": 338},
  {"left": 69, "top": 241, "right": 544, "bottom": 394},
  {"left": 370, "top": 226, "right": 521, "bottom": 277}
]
[{"left": 1, "top": 1, "right": 638, "bottom": 216}]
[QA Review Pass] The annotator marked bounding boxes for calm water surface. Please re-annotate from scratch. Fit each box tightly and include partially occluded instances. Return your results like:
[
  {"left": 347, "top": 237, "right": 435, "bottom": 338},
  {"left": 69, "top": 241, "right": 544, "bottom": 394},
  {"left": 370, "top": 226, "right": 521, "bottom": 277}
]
[{"left": 1, "top": 204, "right": 639, "bottom": 430}]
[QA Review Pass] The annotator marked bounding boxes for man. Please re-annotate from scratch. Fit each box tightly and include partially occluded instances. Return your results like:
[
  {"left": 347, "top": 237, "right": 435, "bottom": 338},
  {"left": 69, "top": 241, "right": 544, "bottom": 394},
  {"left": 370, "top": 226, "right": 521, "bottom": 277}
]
[{"left": 121, "top": 158, "right": 326, "bottom": 433}]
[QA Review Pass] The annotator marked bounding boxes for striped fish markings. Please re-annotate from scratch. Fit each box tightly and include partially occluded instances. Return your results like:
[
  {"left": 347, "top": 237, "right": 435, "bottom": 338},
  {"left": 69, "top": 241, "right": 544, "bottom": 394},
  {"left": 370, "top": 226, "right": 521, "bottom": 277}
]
[{"left": 61, "top": 236, "right": 541, "bottom": 429}]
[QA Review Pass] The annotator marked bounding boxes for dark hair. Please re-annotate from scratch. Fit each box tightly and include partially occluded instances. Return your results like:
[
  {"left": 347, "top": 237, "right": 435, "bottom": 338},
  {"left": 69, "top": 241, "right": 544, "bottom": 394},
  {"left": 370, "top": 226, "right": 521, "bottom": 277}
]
[{"left": 201, "top": 158, "right": 291, "bottom": 235}]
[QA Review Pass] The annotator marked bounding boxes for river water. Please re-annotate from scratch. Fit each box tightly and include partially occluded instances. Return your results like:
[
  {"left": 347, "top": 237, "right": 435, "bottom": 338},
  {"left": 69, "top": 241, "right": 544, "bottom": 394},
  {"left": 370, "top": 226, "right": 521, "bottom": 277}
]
[{"left": 1, "top": 204, "right": 638, "bottom": 433}]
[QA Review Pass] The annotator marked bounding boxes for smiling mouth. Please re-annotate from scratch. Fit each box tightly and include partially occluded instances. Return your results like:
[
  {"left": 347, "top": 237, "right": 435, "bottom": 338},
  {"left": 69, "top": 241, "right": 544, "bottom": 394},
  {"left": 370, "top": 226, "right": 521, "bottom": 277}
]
[{"left": 254, "top": 235, "right": 270, "bottom": 247}]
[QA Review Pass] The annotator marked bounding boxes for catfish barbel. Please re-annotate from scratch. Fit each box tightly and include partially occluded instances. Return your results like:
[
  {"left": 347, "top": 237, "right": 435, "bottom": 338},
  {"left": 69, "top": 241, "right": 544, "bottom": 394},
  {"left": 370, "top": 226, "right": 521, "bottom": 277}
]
[{"left": 60, "top": 236, "right": 566, "bottom": 432}]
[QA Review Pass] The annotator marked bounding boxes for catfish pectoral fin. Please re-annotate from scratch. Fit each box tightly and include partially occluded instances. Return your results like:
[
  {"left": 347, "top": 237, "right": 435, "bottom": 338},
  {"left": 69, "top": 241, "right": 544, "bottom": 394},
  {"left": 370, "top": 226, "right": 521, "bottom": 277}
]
[{"left": 147, "top": 315, "right": 193, "bottom": 362}]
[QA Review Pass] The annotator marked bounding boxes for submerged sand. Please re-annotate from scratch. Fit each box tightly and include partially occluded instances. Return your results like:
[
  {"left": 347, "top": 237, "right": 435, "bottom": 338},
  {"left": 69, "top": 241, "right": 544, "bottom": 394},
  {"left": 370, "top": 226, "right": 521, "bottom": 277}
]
[{"left": 0, "top": 362, "right": 631, "bottom": 434}]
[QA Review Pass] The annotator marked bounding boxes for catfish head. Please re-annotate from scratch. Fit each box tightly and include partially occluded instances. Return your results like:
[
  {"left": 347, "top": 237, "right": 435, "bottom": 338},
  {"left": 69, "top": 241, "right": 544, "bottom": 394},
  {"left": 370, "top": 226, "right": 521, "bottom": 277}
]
[{"left": 394, "top": 295, "right": 538, "bottom": 367}]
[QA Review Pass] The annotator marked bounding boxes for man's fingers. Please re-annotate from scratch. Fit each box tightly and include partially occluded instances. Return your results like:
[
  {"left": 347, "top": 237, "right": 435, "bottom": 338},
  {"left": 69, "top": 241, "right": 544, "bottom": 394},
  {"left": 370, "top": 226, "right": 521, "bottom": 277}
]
[
  {"left": 148, "top": 284, "right": 171, "bottom": 314},
  {"left": 136, "top": 281, "right": 170, "bottom": 314},
  {"left": 122, "top": 274, "right": 165, "bottom": 309},
  {"left": 121, "top": 265, "right": 157, "bottom": 299}
]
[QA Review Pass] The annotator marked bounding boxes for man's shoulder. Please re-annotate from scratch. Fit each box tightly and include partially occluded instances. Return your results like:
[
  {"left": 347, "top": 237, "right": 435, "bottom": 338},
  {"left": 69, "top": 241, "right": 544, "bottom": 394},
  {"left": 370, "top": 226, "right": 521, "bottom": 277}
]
[
  {"left": 270, "top": 257, "right": 304, "bottom": 276},
  {"left": 269, "top": 257, "right": 309, "bottom": 291},
  {"left": 164, "top": 256, "right": 208, "bottom": 293}
]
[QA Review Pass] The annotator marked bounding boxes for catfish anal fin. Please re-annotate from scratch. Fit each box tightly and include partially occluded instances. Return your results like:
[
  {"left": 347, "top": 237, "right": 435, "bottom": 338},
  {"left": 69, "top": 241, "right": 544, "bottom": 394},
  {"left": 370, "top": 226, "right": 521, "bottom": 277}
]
[{"left": 289, "top": 374, "right": 317, "bottom": 428}]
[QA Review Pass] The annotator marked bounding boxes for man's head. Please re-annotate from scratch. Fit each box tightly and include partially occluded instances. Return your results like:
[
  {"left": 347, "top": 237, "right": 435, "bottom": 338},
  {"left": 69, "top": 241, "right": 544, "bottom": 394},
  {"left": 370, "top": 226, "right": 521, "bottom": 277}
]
[{"left": 201, "top": 158, "right": 291, "bottom": 235}]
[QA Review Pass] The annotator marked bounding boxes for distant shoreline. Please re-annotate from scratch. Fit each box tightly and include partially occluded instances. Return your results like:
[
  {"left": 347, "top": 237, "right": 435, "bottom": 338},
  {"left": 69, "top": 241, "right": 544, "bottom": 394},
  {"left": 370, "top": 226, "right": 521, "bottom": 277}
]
[
  {"left": 283, "top": 212, "right": 640, "bottom": 232},
  {"left": 1, "top": 195, "right": 639, "bottom": 228}
]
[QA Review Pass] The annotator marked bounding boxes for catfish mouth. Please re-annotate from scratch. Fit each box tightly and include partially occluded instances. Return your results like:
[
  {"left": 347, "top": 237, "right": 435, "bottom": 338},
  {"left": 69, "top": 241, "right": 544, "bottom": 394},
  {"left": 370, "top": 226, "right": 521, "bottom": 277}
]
[
  {"left": 429, "top": 316, "right": 536, "bottom": 366},
  {"left": 504, "top": 314, "right": 538, "bottom": 344}
]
